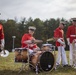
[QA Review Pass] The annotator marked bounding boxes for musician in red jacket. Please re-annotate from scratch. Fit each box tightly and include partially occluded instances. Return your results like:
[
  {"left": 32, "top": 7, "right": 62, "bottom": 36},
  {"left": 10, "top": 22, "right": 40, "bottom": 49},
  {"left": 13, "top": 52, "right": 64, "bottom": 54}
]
[
  {"left": 21, "top": 26, "right": 40, "bottom": 54},
  {"left": 0, "top": 23, "right": 5, "bottom": 52},
  {"left": 66, "top": 18, "right": 76, "bottom": 67},
  {"left": 54, "top": 21, "right": 68, "bottom": 67}
]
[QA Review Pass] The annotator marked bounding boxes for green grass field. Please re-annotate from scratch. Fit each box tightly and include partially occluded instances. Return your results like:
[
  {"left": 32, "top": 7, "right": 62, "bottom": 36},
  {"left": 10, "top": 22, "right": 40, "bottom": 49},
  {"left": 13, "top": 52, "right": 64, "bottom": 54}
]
[{"left": 0, "top": 51, "right": 76, "bottom": 75}]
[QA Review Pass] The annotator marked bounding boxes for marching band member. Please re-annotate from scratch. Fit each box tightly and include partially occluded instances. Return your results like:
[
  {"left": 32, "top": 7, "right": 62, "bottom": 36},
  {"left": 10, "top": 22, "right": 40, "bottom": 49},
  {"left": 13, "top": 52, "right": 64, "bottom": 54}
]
[
  {"left": 54, "top": 21, "right": 68, "bottom": 67},
  {"left": 66, "top": 18, "right": 76, "bottom": 68},
  {"left": 21, "top": 26, "right": 40, "bottom": 54},
  {"left": 0, "top": 22, "right": 5, "bottom": 53}
]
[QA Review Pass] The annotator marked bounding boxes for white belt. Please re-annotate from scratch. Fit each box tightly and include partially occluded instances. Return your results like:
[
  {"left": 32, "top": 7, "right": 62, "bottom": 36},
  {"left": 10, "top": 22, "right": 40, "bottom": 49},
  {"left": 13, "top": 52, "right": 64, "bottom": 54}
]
[
  {"left": 70, "top": 35, "right": 76, "bottom": 37},
  {"left": 59, "top": 38, "right": 63, "bottom": 40}
]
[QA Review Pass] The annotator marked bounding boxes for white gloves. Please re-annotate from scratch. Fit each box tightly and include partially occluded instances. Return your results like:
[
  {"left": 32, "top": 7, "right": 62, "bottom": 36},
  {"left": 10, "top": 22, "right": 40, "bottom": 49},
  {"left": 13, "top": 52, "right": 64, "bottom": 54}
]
[
  {"left": 72, "top": 39, "right": 76, "bottom": 43},
  {"left": 67, "top": 38, "right": 70, "bottom": 45},
  {"left": 57, "top": 39, "right": 65, "bottom": 45},
  {"left": 72, "top": 39, "right": 76, "bottom": 47},
  {"left": 75, "top": 43, "right": 76, "bottom": 47},
  {"left": 1, "top": 39, "right": 5, "bottom": 49}
]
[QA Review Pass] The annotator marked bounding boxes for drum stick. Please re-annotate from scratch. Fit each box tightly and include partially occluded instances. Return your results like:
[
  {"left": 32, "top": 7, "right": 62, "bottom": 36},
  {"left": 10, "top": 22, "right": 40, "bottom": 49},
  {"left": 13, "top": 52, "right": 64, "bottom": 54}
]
[{"left": 47, "top": 38, "right": 54, "bottom": 41}]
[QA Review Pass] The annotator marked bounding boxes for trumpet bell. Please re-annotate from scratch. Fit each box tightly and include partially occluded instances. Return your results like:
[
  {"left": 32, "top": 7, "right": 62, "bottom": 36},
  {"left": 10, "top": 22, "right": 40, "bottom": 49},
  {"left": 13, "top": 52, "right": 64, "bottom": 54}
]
[{"left": 0, "top": 50, "right": 9, "bottom": 57}]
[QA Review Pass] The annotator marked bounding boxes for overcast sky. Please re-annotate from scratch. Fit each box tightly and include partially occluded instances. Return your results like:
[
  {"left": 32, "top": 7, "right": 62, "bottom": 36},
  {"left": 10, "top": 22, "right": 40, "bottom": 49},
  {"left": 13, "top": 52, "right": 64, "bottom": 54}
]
[{"left": 0, "top": 0, "right": 76, "bottom": 21}]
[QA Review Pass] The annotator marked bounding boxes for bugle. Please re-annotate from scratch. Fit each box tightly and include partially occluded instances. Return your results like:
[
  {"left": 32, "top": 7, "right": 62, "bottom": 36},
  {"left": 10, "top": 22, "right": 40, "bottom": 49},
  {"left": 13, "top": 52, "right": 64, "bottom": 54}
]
[{"left": 0, "top": 49, "right": 9, "bottom": 57}]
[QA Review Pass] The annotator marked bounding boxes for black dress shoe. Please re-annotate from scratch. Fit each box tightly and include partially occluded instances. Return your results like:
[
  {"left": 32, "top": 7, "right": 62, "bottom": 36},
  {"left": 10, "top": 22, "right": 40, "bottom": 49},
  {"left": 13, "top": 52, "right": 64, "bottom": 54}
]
[
  {"left": 67, "top": 65, "right": 72, "bottom": 67},
  {"left": 63, "top": 64, "right": 71, "bottom": 67}
]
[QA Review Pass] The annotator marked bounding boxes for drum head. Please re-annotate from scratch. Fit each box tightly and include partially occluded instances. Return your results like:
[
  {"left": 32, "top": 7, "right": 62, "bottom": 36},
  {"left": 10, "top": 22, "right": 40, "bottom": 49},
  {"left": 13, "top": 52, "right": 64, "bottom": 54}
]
[{"left": 39, "top": 51, "right": 55, "bottom": 71}]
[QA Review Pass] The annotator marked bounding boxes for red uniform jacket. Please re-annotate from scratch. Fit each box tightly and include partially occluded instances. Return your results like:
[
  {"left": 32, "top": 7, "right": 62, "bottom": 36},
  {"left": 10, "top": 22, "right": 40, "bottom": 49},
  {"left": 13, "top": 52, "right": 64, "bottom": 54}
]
[
  {"left": 21, "top": 33, "right": 37, "bottom": 50},
  {"left": 54, "top": 27, "right": 64, "bottom": 47},
  {"left": 66, "top": 25, "right": 76, "bottom": 43},
  {"left": 0, "top": 24, "right": 4, "bottom": 44}
]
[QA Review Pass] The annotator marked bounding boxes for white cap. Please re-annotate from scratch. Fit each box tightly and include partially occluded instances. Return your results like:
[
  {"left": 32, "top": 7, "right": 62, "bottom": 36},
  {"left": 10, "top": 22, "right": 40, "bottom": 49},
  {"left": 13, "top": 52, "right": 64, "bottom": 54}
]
[
  {"left": 70, "top": 18, "right": 76, "bottom": 22},
  {"left": 28, "top": 26, "right": 36, "bottom": 30},
  {"left": 60, "top": 21, "right": 65, "bottom": 24},
  {"left": 60, "top": 21, "right": 66, "bottom": 26}
]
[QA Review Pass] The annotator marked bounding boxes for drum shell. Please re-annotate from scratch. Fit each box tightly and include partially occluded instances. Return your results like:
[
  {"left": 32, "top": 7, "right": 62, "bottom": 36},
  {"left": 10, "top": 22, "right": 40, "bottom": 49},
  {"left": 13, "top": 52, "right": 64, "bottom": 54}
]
[
  {"left": 15, "top": 48, "right": 28, "bottom": 63},
  {"left": 41, "top": 46, "right": 51, "bottom": 51},
  {"left": 30, "top": 51, "right": 42, "bottom": 66},
  {"left": 41, "top": 44, "right": 52, "bottom": 51}
]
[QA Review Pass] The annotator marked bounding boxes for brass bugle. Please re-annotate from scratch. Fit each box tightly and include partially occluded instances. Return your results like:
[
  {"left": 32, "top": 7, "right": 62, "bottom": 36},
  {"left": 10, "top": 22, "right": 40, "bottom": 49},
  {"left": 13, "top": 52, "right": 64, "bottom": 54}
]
[{"left": 0, "top": 49, "right": 9, "bottom": 57}]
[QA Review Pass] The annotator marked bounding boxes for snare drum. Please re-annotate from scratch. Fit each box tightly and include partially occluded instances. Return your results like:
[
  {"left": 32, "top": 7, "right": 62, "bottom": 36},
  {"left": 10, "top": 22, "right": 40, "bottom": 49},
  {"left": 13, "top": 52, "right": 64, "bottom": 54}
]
[
  {"left": 15, "top": 48, "right": 28, "bottom": 63},
  {"left": 29, "top": 51, "right": 55, "bottom": 72},
  {"left": 41, "top": 44, "right": 52, "bottom": 51}
]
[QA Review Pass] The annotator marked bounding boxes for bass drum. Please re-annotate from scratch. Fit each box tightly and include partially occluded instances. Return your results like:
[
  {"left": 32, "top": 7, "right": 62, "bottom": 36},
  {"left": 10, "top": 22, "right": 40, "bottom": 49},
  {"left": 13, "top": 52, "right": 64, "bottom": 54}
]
[{"left": 30, "top": 51, "right": 55, "bottom": 72}]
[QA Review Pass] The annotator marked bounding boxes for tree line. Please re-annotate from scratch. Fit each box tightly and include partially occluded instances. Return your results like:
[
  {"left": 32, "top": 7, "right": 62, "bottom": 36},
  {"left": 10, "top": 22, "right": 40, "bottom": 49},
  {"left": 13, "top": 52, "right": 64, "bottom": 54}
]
[{"left": 0, "top": 17, "right": 71, "bottom": 51}]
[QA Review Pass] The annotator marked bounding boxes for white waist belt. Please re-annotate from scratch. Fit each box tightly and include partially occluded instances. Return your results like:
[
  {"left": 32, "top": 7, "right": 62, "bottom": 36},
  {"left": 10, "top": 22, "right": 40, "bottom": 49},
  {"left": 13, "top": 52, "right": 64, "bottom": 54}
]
[
  {"left": 70, "top": 35, "right": 76, "bottom": 37},
  {"left": 59, "top": 38, "right": 63, "bottom": 40}
]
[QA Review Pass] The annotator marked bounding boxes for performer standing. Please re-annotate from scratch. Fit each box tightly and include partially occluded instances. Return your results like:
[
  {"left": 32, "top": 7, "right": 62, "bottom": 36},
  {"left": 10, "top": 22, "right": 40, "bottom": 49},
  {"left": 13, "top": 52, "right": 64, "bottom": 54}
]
[
  {"left": 0, "top": 22, "right": 5, "bottom": 53},
  {"left": 21, "top": 26, "right": 40, "bottom": 54},
  {"left": 66, "top": 18, "right": 76, "bottom": 68},
  {"left": 54, "top": 21, "right": 68, "bottom": 67}
]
